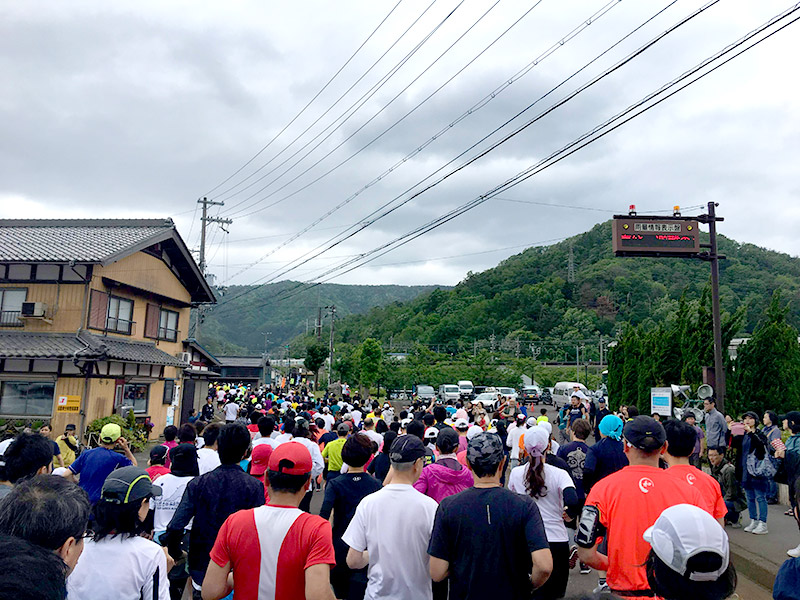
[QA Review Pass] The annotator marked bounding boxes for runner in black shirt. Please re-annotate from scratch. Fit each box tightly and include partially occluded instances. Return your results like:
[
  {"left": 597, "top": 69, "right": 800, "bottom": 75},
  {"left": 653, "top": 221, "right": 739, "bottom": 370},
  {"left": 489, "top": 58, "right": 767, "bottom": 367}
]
[{"left": 320, "top": 433, "right": 382, "bottom": 600}]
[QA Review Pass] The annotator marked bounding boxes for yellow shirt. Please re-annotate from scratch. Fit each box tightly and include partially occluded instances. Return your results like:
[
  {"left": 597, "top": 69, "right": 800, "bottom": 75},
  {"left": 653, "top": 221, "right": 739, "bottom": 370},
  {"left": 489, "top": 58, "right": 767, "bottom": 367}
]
[{"left": 56, "top": 434, "right": 78, "bottom": 467}]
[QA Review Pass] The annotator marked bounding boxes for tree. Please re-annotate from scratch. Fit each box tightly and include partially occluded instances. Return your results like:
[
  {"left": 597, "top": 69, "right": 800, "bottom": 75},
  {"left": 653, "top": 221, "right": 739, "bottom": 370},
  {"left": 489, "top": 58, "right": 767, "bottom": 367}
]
[
  {"left": 732, "top": 290, "right": 800, "bottom": 415},
  {"left": 358, "top": 338, "right": 384, "bottom": 393},
  {"left": 304, "top": 342, "right": 330, "bottom": 389}
]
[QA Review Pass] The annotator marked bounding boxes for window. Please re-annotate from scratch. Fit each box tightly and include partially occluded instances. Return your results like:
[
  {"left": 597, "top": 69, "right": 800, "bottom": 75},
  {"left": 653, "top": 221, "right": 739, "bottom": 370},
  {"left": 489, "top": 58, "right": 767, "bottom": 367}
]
[
  {"left": 106, "top": 296, "right": 134, "bottom": 334},
  {"left": 158, "top": 309, "right": 179, "bottom": 342},
  {"left": 0, "top": 289, "right": 26, "bottom": 327},
  {"left": 0, "top": 381, "right": 55, "bottom": 416},
  {"left": 123, "top": 383, "right": 149, "bottom": 413}
]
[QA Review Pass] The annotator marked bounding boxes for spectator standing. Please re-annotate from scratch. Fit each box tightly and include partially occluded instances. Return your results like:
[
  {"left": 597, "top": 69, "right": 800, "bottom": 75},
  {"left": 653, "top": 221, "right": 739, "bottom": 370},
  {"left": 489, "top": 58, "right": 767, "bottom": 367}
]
[
  {"left": 763, "top": 410, "right": 783, "bottom": 504},
  {"left": 682, "top": 413, "right": 705, "bottom": 468},
  {"left": 321, "top": 433, "right": 382, "bottom": 600},
  {"left": 0, "top": 474, "right": 90, "bottom": 574},
  {"left": 428, "top": 431, "right": 552, "bottom": 600},
  {"left": 64, "top": 423, "right": 136, "bottom": 504},
  {"left": 343, "top": 435, "right": 438, "bottom": 600},
  {"left": 778, "top": 413, "right": 800, "bottom": 556},
  {"left": 741, "top": 411, "right": 773, "bottom": 534},
  {"left": 577, "top": 416, "right": 707, "bottom": 597},
  {"left": 703, "top": 397, "right": 728, "bottom": 451},
  {"left": 200, "top": 397, "right": 215, "bottom": 422},
  {"left": 162, "top": 423, "right": 264, "bottom": 597},
  {"left": 67, "top": 466, "right": 169, "bottom": 600},
  {"left": 55, "top": 423, "right": 79, "bottom": 467},
  {"left": 708, "top": 447, "right": 746, "bottom": 528},
  {"left": 663, "top": 420, "right": 727, "bottom": 525},
  {"left": 196, "top": 423, "right": 222, "bottom": 475},
  {"left": 0, "top": 433, "right": 54, "bottom": 499},
  {"left": 204, "top": 442, "right": 336, "bottom": 600}
]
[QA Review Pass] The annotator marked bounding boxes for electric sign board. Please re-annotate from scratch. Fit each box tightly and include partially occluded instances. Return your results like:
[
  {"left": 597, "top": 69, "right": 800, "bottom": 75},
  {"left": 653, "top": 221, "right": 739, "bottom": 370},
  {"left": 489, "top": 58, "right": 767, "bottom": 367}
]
[{"left": 612, "top": 215, "right": 700, "bottom": 257}]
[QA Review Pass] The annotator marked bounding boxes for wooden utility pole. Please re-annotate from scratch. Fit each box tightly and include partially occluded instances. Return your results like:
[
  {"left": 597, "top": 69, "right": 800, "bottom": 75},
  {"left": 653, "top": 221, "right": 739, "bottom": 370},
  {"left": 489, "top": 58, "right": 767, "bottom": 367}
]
[{"left": 327, "top": 305, "right": 336, "bottom": 386}]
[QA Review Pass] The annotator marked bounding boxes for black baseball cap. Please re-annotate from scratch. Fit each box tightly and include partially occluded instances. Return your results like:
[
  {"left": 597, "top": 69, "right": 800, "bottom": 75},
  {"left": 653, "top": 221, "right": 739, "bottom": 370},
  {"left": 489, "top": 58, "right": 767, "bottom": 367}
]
[
  {"left": 436, "top": 427, "right": 459, "bottom": 450},
  {"left": 466, "top": 432, "right": 504, "bottom": 469},
  {"left": 389, "top": 435, "right": 426, "bottom": 463},
  {"left": 623, "top": 416, "right": 666, "bottom": 452},
  {"left": 101, "top": 466, "right": 162, "bottom": 504},
  {"left": 149, "top": 445, "right": 168, "bottom": 461},
  {"left": 65, "top": 424, "right": 76, "bottom": 431},
  {"left": 169, "top": 444, "right": 199, "bottom": 477},
  {"left": 337, "top": 422, "right": 351, "bottom": 435}
]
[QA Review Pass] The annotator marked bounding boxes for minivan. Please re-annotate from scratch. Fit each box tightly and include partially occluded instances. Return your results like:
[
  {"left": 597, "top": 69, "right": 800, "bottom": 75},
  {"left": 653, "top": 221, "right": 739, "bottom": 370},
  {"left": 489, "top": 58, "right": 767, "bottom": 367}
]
[
  {"left": 457, "top": 380, "right": 474, "bottom": 400},
  {"left": 438, "top": 384, "right": 461, "bottom": 403},
  {"left": 552, "top": 381, "right": 589, "bottom": 409}
]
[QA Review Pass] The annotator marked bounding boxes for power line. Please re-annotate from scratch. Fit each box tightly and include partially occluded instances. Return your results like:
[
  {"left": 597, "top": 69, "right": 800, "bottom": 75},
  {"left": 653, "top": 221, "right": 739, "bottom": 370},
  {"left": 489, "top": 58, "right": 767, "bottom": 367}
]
[
  {"left": 214, "top": 0, "right": 456, "bottom": 206},
  {"left": 222, "top": 0, "right": 539, "bottom": 218},
  {"left": 212, "top": 0, "right": 710, "bottom": 304},
  {"left": 224, "top": 0, "right": 799, "bottom": 315},
  {"left": 216, "top": 0, "right": 630, "bottom": 285},
  {"left": 201, "top": 0, "right": 406, "bottom": 198}
]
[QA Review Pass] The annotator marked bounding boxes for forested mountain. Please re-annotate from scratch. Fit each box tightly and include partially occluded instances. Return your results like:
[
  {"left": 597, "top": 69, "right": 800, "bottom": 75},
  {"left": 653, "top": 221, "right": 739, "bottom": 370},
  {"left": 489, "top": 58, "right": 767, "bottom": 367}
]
[
  {"left": 324, "top": 221, "right": 800, "bottom": 352},
  {"left": 199, "top": 282, "right": 447, "bottom": 355}
]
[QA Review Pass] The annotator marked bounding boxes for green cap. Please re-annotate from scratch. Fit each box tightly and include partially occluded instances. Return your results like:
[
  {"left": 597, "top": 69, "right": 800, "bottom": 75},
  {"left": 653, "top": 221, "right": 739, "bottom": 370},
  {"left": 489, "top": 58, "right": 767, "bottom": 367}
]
[
  {"left": 101, "top": 466, "right": 162, "bottom": 504},
  {"left": 100, "top": 423, "right": 122, "bottom": 443}
]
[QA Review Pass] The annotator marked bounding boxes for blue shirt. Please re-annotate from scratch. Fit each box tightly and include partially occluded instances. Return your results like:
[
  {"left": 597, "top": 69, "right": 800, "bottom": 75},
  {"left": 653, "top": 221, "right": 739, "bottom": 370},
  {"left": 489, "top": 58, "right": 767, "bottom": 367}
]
[
  {"left": 773, "top": 557, "right": 800, "bottom": 600},
  {"left": 68, "top": 447, "right": 132, "bottom": 503}
]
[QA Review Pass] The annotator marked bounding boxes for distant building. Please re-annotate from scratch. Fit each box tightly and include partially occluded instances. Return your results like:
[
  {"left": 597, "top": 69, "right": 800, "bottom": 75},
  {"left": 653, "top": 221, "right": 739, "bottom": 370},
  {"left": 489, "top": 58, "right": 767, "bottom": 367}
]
[{"left": 0, "top": 219, "right": 215, "bottom": 438}]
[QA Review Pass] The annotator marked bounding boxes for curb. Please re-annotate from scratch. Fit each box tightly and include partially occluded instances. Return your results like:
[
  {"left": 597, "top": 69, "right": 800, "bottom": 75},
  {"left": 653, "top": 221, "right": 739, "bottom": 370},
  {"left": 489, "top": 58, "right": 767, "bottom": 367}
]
[{"left": 729, "top": 541, "right": 778, "bottom": 592}]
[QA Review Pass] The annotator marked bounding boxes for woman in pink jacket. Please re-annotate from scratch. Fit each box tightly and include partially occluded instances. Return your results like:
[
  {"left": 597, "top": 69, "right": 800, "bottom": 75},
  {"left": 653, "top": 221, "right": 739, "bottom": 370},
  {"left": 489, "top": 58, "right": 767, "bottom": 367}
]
[{"left": 414, "top": 427, "right": 474, "bottom": 503}]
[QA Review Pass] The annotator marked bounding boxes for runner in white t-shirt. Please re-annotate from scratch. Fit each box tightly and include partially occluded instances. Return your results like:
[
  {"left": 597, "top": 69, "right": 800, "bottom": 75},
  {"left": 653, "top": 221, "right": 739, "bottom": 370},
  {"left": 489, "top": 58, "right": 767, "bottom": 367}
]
[
  {"left": 509, "top": 426, "right": 580, "bottom": 599},
  {"left": 223, "top": 400, "right": 240, "bottom": 423},
  {"left": 342, "top": 435, "right": 438, "bottom": 600}
]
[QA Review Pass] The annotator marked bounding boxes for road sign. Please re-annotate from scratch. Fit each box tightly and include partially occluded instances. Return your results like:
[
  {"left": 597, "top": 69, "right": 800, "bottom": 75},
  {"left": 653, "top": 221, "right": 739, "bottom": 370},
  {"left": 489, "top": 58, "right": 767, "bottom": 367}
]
[
  {"left": 650, "top": 387, "right": 672, "bottom": 417},
  {"left": 56, "top": 394, "right": 81, "bottom": 413},
  {"left": 613, "top": 216, "right": 700, "bottom": 257}
]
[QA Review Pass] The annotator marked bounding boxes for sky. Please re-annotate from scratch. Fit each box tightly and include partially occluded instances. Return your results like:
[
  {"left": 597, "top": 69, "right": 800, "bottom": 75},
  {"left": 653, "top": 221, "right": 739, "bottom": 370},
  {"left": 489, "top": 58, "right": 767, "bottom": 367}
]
[{"left": 1, "top": 0, "right": 799, "bottom": 288}]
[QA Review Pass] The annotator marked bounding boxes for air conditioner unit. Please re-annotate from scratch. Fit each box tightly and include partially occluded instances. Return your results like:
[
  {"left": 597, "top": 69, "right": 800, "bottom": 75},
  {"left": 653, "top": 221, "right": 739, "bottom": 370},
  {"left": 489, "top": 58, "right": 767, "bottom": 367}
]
[
  {"left": 20, "top": 302, "right": 47, "bottom": 317},
  {"left": 177, "top": 352, "right": 192, "bottom": 364}
]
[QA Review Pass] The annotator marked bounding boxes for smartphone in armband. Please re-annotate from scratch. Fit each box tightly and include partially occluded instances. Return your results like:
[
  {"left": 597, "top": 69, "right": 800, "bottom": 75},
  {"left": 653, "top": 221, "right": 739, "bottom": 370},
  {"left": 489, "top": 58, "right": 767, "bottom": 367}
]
[{"left": 575, "top": 505, "right": 606, "bottom": 548}]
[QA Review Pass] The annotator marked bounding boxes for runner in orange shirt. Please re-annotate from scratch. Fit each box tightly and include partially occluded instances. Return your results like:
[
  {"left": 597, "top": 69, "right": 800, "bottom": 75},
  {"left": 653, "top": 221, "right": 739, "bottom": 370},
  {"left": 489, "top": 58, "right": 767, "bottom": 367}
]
[
  {"left": 577, "top": 416, "right": 708, "bottom": 597},
  {"left": 663, "top": 419, "right": 726, "bottom": 526}
]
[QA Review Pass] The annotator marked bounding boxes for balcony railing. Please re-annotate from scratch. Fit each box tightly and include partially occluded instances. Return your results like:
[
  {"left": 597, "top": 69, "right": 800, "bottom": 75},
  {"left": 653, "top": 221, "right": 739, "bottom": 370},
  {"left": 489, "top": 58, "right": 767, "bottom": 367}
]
[
  {"left": 158, "top": 327, "right": 179, "bottom": 342},
  {"left": 106, "top": 317, "right": 135, "bottom": 335},
  {"left": 0, "top": 311, "right": 23, "bottom": 327}
]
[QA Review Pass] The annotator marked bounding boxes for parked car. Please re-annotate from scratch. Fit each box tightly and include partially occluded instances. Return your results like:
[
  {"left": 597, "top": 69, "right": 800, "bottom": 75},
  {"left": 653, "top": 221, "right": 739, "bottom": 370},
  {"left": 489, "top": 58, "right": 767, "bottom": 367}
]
[
  {"left": 498, "top": 387, "right": 518, "bottom": 401},
  {"left": 457, "top": 380, "right": 474, "bottom": 400},
  {"left": 473, "top": 385, "right": 488, "bottom": 396},
  {"left": 519, "top": 386, "right": 540, "bottom": 404},
  {"left": 539, "top": 388, "right": 553, "bottom": 405},
  {"left": 474, "top": 391, "right": 501, "bottom": 412},
  {"left": 438, "top": 384, "right": 461, "bottom": 403},
  {"left": 414, "top": 385, "right": 436, "bottom": 403}
]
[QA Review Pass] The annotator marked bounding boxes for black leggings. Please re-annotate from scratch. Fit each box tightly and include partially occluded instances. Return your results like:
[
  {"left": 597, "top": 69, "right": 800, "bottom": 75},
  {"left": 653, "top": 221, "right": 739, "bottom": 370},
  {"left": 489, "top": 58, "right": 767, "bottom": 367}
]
[{"left": 532, "top": 541, "right": 569, "bottom": 600}]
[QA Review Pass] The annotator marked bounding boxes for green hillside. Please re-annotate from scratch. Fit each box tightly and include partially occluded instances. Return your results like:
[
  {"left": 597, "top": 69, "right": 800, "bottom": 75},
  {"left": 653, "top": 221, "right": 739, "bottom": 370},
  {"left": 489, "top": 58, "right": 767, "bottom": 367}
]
[
  {"left": 326, "top": 221, "right": 800, "bottom": 355},
  {"left": 199, "top": 282, "right": 447, "bottom": 355}
]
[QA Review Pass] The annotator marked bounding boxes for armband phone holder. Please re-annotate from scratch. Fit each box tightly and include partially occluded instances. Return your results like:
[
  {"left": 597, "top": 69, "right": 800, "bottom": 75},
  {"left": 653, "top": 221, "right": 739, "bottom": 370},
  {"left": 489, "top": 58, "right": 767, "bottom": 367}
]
[{"left": 576, "top": 505, "right": 606, "bottom": 548}]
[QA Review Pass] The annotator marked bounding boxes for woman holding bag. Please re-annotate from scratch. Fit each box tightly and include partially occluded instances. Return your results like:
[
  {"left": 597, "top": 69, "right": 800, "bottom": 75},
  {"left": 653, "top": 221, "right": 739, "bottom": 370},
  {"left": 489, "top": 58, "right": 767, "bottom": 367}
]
[{"left": 741, "top": 411, "right": 775, "bottom": 535}]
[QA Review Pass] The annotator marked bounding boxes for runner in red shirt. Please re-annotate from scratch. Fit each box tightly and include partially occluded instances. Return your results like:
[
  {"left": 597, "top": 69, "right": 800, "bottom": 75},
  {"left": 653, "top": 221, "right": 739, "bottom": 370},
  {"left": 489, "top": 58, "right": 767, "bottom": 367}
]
[
  {"left": 663, "top": 419, "right": 727, "bottom": 525},
  {"left": 577, "top": 416, "right": 708, "bottom": 597},
  {"left": 204, "top": 442, "right": 336, "bottom": 600}
]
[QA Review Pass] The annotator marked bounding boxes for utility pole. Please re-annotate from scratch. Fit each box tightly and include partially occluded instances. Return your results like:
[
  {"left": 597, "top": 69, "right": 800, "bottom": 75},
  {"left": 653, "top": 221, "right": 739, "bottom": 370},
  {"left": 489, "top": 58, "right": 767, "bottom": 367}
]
[
  {"left": 698, "top": 202, "right": 727, "bottom": 412},
  {"left": 196, "top": 197, "right": 232, "bottom": 339},
  {"left": 317, "top": 306, "right": 323, "bottom": 340},
  {"left": 568, "top": 242, "right": 576, "bottom": 283},
  {"left": 327, "top": 305, "right": 336, "bottom": 386}
]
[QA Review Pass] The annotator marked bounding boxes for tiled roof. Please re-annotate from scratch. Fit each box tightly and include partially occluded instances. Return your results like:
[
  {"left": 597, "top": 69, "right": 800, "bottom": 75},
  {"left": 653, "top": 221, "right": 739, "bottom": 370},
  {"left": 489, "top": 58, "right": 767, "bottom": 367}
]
[
  {"left": 79, "top": 331, "right": 189, "bottom": 367},
  {"left": 0, "top": 219, "right": 174, "bottom": 263},
  {"left": 0, "top": 330, "right": 189, "bottom": 368},
  {"left": 0, "top": 331, "right": 91, "bottom": 359}
]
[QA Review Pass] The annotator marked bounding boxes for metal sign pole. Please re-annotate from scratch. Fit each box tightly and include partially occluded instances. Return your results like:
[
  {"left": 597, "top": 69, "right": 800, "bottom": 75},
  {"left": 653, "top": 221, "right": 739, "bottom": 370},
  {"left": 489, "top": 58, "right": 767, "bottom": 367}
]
[{"left": 700, "top": 202, "right": 726, "bottom": 413}]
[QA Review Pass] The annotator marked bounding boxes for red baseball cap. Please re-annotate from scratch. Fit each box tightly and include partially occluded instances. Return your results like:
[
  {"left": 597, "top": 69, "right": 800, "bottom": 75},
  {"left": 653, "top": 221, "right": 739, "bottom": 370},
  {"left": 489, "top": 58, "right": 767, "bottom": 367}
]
[
  {"left": 250, "top": 444, "right": 274, "bottom": 477},
  {"left": 268, "top": 441, "right": 312, "bottom": 475}
]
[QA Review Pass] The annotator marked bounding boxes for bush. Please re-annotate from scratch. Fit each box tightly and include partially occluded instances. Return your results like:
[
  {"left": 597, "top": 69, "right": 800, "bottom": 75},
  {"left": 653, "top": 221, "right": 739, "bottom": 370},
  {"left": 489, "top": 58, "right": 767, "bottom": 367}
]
[{"left": 86, "top": 415, "right": 147, "bottom": 452}]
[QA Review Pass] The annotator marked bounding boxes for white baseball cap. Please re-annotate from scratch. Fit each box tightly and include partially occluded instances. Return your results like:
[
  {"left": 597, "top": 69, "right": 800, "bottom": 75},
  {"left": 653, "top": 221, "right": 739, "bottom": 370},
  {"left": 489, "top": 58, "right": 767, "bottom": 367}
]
[
  {"left": 454, "top": 418, "right": 469, "bottom": 430},
  {"left": 523, "top": 426, "right": 550, "bottom": 456},
  {"left": 466, "top": 425, "right": 483, "bottom": 440},
  {"left": 643, "top": 504, "right": 729, "bottom": 582},
  {"left": 526, "top": 416, "right": 537, "bottom": 427},
  {"left": 424, "top": 427, "right": 438, "bottom": 440}
]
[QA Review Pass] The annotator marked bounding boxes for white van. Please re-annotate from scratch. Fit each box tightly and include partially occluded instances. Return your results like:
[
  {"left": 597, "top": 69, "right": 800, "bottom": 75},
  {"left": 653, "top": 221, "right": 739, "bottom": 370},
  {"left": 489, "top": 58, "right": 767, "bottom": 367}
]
[
  {"left": 438, "top": 384, "right": 461, "bottom": 403},
  {"left": 457, "top": 380, "right": 474, "bottom": 399},
  {"left": 552, "top": 381, "right": 589, "bottom": 409}
]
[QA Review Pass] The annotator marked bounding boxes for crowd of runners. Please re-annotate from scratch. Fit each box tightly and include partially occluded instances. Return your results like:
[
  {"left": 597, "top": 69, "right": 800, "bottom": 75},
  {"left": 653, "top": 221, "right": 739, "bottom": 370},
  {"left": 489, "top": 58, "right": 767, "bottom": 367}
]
[{"left": 0, "top": 381, "right": 799, "bottom": 599}]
